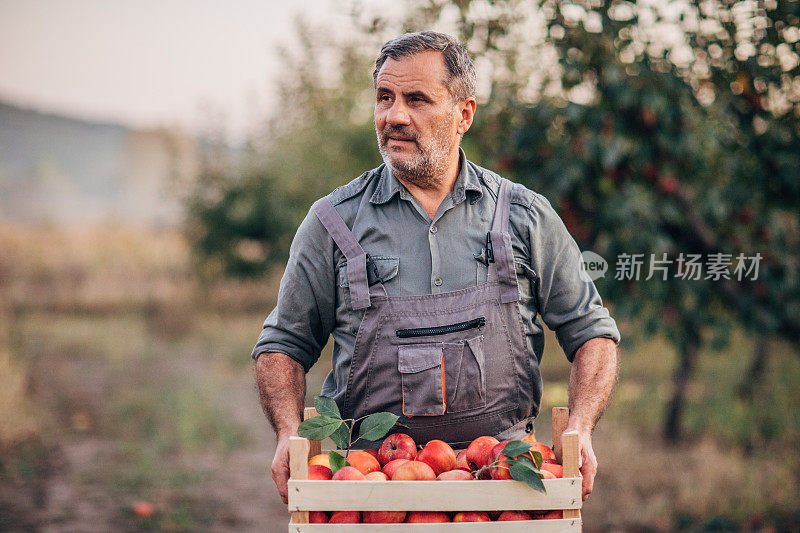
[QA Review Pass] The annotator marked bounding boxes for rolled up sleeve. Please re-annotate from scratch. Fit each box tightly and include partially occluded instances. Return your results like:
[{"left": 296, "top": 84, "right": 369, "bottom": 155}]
[
  {"left": 251, "top": 208, "right": 336, "bottom": 372},
  {"left": 529, "top": 195, "right": 620, "bottom": 362}
]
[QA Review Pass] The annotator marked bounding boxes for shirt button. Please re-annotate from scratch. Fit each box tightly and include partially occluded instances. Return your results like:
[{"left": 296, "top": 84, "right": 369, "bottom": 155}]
[
  {"left": 433, "top": 277, "right": 443, "bottom": 287},
  {"left": 430, "top": 225, "right": 438, "bottom": 234}
]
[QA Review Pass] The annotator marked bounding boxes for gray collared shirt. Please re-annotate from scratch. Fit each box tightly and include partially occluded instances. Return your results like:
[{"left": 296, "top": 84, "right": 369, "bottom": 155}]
[{"left": 252, "top": 150, "right": 620, "bottom": 404}]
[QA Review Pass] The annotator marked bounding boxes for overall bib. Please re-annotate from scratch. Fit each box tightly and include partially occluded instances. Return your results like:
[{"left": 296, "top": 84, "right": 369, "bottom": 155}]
[{"left": 312, "top": 179, "right": 536, "bottom": 447}]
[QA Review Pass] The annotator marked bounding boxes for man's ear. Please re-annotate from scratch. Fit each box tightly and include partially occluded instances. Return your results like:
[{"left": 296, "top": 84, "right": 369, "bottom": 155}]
[{"left": 456, "top": 97, "right": 477, "bottom": 135}]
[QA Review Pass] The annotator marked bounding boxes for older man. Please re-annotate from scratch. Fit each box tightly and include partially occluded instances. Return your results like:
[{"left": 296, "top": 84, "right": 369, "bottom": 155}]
[{"left": 253, "top": 31, "right": 620, "bottom": 504}]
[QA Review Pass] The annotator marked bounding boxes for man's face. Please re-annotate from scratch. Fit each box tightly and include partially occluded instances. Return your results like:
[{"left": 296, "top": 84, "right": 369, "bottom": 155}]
[{"left": 374, "top": 51, "right": 463, "bottom": 187}]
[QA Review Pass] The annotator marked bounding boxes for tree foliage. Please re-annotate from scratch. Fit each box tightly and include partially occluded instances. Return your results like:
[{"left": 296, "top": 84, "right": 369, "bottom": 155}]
[{"left": 186, "top": 21, "right": 381, "bottom": 277}]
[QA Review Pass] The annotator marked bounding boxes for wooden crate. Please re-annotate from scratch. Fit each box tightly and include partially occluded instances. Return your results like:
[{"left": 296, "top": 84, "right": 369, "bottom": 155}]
[{"left": 287, "top": 407, "right": 582, "bottom": 532}]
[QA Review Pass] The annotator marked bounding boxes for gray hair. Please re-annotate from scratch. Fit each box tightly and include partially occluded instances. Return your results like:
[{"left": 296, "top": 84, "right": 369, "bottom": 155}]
[{"left": 373, "top": 31, "right": 476, "bottom": 102}]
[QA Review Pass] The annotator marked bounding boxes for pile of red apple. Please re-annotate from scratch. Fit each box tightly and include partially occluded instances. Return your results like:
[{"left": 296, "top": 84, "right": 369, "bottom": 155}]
[{"left": 304, "top": 433, "right": 565, "bottom": 524}]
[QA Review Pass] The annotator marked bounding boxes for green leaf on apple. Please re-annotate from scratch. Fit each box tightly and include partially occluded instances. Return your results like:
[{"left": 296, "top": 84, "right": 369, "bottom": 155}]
[
  {"left": 297, "top": 415, "right": 344, "bottom": 441},
  {"left": 507, "top": 458, "right": 546, "bottom": 493},
  {"left": 358, "top": 412, "right": 400, "bottom": 441},
  {"left": 513, "top": 454, "right": 537, "bottom": 470},
  {"left": 328, "top": 451, "right": 349, "bottom": 475},
  {"left": 528, "top": 450, "right": 543, "bottom": 469},
  {"left": 330, "top": 421, "right": 350, "bottom": 450},
  {"left": 502, "top": 440, "right": 532, "bottom": 458},
  {"left": 314, "top": 395, "right": 341, "bottom": 419}
]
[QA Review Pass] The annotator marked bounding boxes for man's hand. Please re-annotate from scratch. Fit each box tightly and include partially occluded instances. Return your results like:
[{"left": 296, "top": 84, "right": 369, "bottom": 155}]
[
  {"left": 271, "top": 432, "right": 297, "bottom": 504},
  {"left": 254, "top": 353, "right": 306, "bottom": 504},
  {"left": 567, "top": 337, "right": 618, "bottom": 501},
  {"left": 566, "top": 424, "right": 598, "bottom": 501}
]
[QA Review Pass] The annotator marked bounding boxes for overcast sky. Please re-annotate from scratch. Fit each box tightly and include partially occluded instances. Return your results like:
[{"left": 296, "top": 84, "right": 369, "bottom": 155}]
[{"left": 0, "top": 0, "right": 374, "bottom": 139}]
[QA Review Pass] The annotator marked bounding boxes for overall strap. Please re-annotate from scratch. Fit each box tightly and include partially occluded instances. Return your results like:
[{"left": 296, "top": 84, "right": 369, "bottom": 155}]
[
  {"left": 488, "top": 178, "right": 520, "bottom": 304},
  {"left": 311, "top": 197, "right": 372, "bottom": 310}
]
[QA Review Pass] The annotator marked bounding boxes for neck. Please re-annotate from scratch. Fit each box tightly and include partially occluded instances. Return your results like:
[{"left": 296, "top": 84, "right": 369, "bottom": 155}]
[{"left": 395, "top": 149, "right": 461, "bottom": 220}]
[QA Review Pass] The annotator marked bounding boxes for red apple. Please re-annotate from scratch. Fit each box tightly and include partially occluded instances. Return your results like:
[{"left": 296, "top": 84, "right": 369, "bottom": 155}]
[
  {"left": 378, "top": 433, "right": 417, "bottom": 466},
  {"left": 347, "top": 451, "right": 381, "bottom": 475},
  {"left": 498, "top": 511, "right": 532, "bottom": 521},
  {"left": 331, "top": 466, "right": 365, "bottom": 481},
  {"left": 534, "top": 510, "right": 563, "bottom": 519},
  {"left": 491, "top": 440, "right": 509, "bottom": 459},
  {"left": 329, "top": 511, "right": 361, "bottom": 523},
  {"left": 489, "top": 441, "right": 512, "bottom": 480},
  {"left": 381, "top": 458, "right": 410, "bottom": 479},
  {"left": 363, "top": 448, "right": 380, "bottom": 461},
  {"left": 307, "top": 464, "right": 333, "bottom": 480},
  {"left": 437, "top": 469, "right": 473, "bottom": 480},
  {"left": 466, "top": 436, "right": 500, "bottom": 470},
  {"left": 390, "top": 460, "right": 436, "bottom": 481},
  {"left": 363, "top": 511, "right": 407, "bottom": 523},
  {"left": 132, "top": 502, "right": 154, "bottom": 518},
  {"left": 541, "top": 462, "right": 563, "bottom": 478},
  {"left": 524, "top": 441, "right": 556, "bottom": 463},
  {"left": 539, "top": 468, "right": 557, "bottom": 480},
  {"left": 309, "top": 511, "right": 328, "bottom": 523},
  {"left": 405, "top": 511, "right": 450, "bottom": 523},
  {"left": 453, "top": 511, "right": 491, "bottom": 522},
  {"left": 454, "top": 449, "right": 470, "bottom": 471},
  {"left": 364, "top": 471, "right": 388, "bottom": 481},
  {"left": 416, "top": 440, "right": 457, "bottom": 476},
  {"left": 308, "top": 453, "right": 333, "bottom": 469}
]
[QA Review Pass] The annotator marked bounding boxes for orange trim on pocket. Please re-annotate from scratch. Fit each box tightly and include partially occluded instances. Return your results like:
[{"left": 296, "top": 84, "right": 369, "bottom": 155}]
[{"left": 440, "top": 351, "right": 446, "bottom": 413}]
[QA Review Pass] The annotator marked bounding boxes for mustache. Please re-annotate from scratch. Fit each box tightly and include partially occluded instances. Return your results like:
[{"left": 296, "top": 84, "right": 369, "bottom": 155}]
[{"left": 381, "top": 125, "right": 419, "bottom": 143}]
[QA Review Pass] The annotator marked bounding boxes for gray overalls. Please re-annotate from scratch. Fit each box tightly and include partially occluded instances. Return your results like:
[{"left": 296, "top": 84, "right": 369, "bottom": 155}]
[{"left": 312, "top": 178, "right": 535, "bottom": 447}]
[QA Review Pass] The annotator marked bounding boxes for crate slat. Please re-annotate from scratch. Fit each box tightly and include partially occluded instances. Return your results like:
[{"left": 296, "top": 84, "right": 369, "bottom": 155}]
[
  {"left": 560, "top": 432, "right": 581, "bottom": 521},
  {"left": 552, "top": 407, "right": 569, "bottom": 464},
  {"left": 289, "top": 518, "right": 581, "bottom": 532},
  {"left": 290, "top": 437, "right": 312, "bottom": 524},
  {"left": 288, "top": 479, "right": 581, "bottom": 512}
]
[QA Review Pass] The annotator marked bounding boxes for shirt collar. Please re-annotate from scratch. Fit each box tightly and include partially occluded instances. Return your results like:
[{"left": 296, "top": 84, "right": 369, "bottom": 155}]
[{"left": 370, "top": 148, "right": 484, "bottom": 205}]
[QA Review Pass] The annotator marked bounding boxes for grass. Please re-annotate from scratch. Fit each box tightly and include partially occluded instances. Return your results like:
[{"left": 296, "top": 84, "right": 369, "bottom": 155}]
[
  {"left": 2, "top": 308, "right": 256, "bottom": 531},
  {"left": 0, "top": 223, "right": 798, "bottom": 531}
]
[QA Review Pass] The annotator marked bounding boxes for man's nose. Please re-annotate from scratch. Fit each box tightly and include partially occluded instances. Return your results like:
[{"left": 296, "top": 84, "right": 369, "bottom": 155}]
[{"left": 386, "top": 100, "right": 411, "bottom": 126}]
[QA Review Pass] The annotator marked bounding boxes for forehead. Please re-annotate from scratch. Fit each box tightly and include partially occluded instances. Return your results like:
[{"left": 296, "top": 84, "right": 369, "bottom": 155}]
[{"left": 375, "top": 50, "right": 449, "bottom": 94}]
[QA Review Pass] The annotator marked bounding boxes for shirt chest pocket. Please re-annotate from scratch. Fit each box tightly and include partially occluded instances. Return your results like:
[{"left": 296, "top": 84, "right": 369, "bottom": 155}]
[
  {"left": 337, "top": 256, "right": 400, "bottom": 289},
  {"left": 335, "top": 257, "right": 399, "bottom": 334}
]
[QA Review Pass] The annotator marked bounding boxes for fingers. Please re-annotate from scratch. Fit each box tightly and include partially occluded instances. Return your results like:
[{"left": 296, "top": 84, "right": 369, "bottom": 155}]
[
  {"left": 271, "top": 441, "right": 291, "bottom": 504},
  {"left": 569, "top": 430, "right": 597, "bottom": 501},
  {"left": 271, "top": 459, "right": 289, "bottom": 504},
  {"left": 271, "top": 464, "right": 289, "bottom": 504},
  {"left": 579, "top": 446, "right": 597, "bottom": 501}
]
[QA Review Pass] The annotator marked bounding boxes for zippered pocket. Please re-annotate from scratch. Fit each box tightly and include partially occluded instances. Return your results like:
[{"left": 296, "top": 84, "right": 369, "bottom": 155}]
[{"left": 396, "top": 317, "right": 486, "bottom": 339}]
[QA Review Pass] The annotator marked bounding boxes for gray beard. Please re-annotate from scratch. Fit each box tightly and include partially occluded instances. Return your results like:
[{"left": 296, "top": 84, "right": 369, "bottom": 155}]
[{"left": 376, "top": 119, "right": 455, "bottom": 190}]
